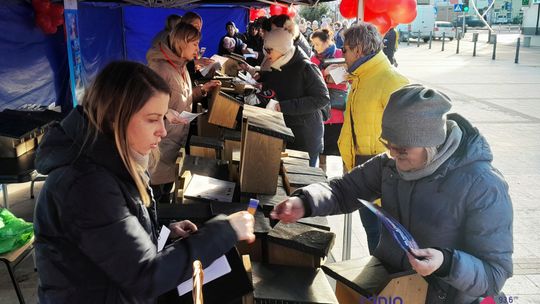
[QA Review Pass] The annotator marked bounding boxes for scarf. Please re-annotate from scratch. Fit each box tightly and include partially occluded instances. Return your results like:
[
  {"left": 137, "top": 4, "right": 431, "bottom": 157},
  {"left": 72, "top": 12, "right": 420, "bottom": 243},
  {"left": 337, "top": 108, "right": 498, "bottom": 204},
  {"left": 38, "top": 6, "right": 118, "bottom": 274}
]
[
  {"left": 129, "top": 148, "right": 150, "bottom": 187},
  {"left": 347, "top": 52, "right": 377, "bottom": 73},
  {"left": 398, "top": 120, "right": 463, "bottom": 181},
  {"left": 270, "top": 48, "right": 296, "bottom": 71}
]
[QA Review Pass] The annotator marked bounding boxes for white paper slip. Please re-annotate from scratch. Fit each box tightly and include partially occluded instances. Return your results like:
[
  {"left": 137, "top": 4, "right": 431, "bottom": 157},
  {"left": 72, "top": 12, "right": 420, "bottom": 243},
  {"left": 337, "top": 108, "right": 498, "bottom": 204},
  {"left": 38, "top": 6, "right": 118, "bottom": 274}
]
[
  {"left": 200, "top": 62, "right": 220, "bottom": 77},
  {"left": 177, "top": 255, "right": 231, "bottom": 296},
  {"left": 265, "top": 99, "right": 280, "bottom": 111},
  {"left": 178, "top": 111, "right": 205, "bottom": 123},
  {"left": 327, "top": 65, "right": 348, "bottom": 84},
  {"left": 243, "top": 53, "right": 257, "bottom": 59},
  {"left": 157, "top": 225, "right": 170, "bottom": 252}
]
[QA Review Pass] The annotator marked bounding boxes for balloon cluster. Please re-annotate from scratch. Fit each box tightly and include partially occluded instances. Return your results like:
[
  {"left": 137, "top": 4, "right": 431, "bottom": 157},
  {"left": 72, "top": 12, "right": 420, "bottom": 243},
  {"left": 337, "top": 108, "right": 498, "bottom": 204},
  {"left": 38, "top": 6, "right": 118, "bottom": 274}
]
[
  {"left": 249, "top": 8, "right": 266, "bottom": 21},
  {"left": 269, "top": 4, "right": 296, "bottom": 18},
  {"left": 33, "top": 0, "right": 64, "bottom": 35},
  {"left": 339, "top": 0, "right": 417, "bottom": 35}
]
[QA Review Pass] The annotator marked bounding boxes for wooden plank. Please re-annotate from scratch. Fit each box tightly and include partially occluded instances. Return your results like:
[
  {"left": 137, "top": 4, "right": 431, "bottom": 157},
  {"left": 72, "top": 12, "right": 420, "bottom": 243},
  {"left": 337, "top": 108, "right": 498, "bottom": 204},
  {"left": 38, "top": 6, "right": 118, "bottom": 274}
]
[
  {"left": 283, "top": 149, "right": 310, "bottom": 160},
  {"left": 268, "top": 222, "right": 335, "bottom": 258},
  {"left": 242, "top": 105, "right": 294, "bottom": 141},
  {"left": 189, "top": 146, "right": 217, "bottom": 159},
  {"left": 283, "top": 163, "right": 326, "bottom": 177},
  {"left": 379, "top": 273, "right": 428, "bottom": 304},
  {"left": 281, "top": 156, "right": 310, "bottom": 167},
  {"left": 223, "top": 139, "right": 241, "bottom": 162},
  {"left": 252, "top": 262, "right": 338, "bottom": 303},
  {"left": 196, "top": 103, "right": 220, "bottom": 138},
  {"left": 208, "top": 91, "right": 242, "bottom": 129},
  {"left": 267, "top": 242, "right": 323, "bottom": 268},
  {"left": 240, "top": 126, "right": 282, "bottom": 194},
  {"left": 335, "top": 281, "right": 364, "bottom": 304},
  {"left": 189, "top": 135, "right": 224, "bottom": 149}
]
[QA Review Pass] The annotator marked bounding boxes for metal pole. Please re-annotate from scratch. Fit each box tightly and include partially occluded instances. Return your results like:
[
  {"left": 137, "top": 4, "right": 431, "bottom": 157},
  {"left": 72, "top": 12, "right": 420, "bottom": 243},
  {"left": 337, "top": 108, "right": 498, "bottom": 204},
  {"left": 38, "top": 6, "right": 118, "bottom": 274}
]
[
  {"left": 456, "top": 34, "right": 460, "bottom": 54},
  {"left": 442, "top": 32, "right": 446, "bottom": 51},
  {"left": 462, "top": 9, "right": 466, "bottom": 36},
  {"left": 342, "top": 213, "right": 352, "bottom": 260},
  {"left": 492, "top": 34, "right": 497, "bottom": 60},
  {"left": 429, "top": 31, "right": 433, "bottom": 49},
  {"left": 407, "top": 30, "right": 411, "bottom": 45},
  {"left": 488, "top": 30, "right": 491, "bottom": 43},
  {"left": 515, "top": 37, "right": 521, "bottom": 64},
  {"left": 536, "top": 3, "right": 540, "bottom": 36},
  {"left": 473, "top": 32, "right": 478, "bottom": 56},
  {"left": 417, "top": 30, "right": 421, "bottom": 47}
]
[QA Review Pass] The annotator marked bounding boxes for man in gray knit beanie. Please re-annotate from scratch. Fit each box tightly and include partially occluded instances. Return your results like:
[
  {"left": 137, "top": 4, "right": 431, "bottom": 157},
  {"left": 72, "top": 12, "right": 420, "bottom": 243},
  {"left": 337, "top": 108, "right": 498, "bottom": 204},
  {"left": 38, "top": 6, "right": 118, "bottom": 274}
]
[{"left": 381, "top": 84, "right": 452, "bottom": 148}]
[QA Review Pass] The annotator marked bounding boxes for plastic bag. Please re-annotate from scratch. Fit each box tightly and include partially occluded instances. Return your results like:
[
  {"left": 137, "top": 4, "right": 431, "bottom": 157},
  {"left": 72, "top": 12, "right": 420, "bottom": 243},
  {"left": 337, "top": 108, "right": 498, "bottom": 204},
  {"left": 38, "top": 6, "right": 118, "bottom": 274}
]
[{"left": 0, "top": 208, "right": 34, "bottom": 254}]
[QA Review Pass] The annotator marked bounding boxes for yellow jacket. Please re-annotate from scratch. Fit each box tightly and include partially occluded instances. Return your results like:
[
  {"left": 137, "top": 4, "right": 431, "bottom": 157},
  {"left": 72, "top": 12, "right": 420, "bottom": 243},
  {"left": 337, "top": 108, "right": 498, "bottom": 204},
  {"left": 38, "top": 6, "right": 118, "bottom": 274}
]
[{"left": 338, "top": 51, "right": 409, "bottom": 171}]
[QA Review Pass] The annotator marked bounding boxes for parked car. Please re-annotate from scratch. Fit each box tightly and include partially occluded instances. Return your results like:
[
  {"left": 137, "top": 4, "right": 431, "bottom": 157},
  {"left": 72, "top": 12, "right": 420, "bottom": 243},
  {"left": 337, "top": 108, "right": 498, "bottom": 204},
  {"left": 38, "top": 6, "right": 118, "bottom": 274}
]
[
  {"left": 495, "top": 16, "right": 508, "bottom": 24},
  {"left": 453, "top": 15, "right": 486, "bottom": 30},
  {"left": 433, "top": 21, "right": 455, "bottom": 40}
]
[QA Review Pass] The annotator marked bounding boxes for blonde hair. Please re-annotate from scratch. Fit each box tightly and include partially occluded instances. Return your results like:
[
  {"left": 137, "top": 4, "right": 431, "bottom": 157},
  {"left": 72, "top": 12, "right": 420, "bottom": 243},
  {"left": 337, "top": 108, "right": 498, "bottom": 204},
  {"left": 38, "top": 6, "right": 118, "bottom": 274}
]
[
  {"left": 169, "top": 22, "right": 201, "bottom": 57},
  {"left": 82, "top": 61, "right": 171, "bottom": 206}
]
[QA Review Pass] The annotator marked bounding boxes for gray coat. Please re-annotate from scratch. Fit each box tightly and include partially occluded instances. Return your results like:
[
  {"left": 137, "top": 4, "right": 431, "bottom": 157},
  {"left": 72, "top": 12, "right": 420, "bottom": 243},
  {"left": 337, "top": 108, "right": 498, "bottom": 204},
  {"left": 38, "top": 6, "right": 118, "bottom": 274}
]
[{"left": 295, "top": 114, "right": 513, "bottom": 304}]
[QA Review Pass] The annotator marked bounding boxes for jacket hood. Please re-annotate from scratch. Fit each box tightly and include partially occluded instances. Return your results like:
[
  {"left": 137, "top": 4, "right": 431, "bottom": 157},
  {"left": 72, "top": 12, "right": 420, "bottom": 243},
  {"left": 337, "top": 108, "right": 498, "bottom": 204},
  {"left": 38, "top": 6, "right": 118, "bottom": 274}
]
[
  {"left": 281, "top": 46, "right": 310, "bottom": 68},
  {"left": 434, "top": 113, "right": 493, "bottom": 178},
  {"left": 146, "top": 41, "right": 187, "bottom": 68},
  {"left": 36, "top": 107, "right": 132, "bottom": 182}
]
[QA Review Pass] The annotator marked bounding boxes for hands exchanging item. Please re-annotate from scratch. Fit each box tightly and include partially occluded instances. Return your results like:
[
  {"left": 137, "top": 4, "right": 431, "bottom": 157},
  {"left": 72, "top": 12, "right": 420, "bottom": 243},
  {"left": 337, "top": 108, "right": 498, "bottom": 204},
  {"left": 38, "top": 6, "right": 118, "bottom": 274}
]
[{"left": 270, "top": 196, "right": 305, "bottom": 223}]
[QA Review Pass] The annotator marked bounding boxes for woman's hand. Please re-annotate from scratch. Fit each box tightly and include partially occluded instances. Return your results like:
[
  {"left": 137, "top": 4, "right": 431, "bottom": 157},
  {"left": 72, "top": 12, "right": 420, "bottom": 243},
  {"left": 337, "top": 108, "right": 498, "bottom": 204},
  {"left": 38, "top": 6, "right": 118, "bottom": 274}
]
[
  {"left": 270, "top": 197, "right": 305, "bottom": 223},
  {"left": 227, "top": 211, "right": 255, "bottom": 243},
  {"left": 202, "top": 80, "right": 221, "bottom": 93},
  {"left": 407, "top": 248, "right": 444, "bottom": 276},
  {"left": 169, "top": 220, "right": 198, "bottom": 239},
  {"left": 195, "top": 57, "right": 214, "bottom": 67},
  {"left": 165, "top": 109, "right": 189, "bottom": 125}
]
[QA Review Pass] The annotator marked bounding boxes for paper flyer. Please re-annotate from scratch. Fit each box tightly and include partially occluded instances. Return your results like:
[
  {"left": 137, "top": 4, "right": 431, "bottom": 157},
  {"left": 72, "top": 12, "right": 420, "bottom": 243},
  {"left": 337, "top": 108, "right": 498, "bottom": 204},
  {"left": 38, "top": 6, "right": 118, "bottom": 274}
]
[
  {"left": 177, "top": 255, "right": 231, "bottom": 296},
  {"left": 357, "top": 199, "right": 419, "bottom": 254}
]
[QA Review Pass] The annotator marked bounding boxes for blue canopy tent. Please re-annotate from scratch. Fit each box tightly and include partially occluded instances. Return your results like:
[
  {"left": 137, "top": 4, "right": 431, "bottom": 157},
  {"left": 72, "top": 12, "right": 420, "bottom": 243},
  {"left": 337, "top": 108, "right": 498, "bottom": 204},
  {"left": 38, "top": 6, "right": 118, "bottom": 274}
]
[{"left": 0, "top": 0, "right": 249, "bottom": 112}]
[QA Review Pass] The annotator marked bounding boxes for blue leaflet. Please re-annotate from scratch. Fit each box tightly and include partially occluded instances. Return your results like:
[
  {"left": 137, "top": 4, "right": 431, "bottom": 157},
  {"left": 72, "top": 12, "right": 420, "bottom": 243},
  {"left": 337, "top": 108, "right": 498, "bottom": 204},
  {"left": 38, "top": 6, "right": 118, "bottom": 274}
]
[{"left": 358, "top": 199, "right": 419, "bottom": 254}]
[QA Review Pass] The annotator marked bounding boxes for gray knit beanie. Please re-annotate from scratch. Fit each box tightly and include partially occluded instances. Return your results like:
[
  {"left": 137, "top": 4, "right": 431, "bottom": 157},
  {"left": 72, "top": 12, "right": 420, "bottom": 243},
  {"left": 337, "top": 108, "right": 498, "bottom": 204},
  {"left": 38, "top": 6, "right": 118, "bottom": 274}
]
[{"left": 381, "top": 84, "right": 452, "bottom": 147}]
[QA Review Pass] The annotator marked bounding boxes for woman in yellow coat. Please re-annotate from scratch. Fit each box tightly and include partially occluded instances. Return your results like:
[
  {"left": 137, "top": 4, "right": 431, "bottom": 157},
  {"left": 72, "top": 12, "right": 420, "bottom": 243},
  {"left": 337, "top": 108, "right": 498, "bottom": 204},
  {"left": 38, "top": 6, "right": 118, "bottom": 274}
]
[{"left": 339, "top": 22, "right": 409, "bottom": 253}]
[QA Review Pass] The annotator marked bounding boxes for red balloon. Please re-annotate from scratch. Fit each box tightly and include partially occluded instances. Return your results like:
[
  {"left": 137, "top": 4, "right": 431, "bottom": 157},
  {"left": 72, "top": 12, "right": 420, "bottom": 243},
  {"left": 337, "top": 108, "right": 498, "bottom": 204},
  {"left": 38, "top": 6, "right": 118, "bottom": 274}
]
[
  {"left": 339, "top": 0, "right": 358, "bottom": 19},
  {"left": 32, "top": 0, "right": 50, "bottom": 13},
  {"left": 269, "top": 4, "right": 283, "bottom": 16},
  {"left": 365, "top": 0, "right": 391, "bottom": 14},
  {"left": 49, "top": 3, "right": 64, "bottom": 18},
  {"left": 366, "top": 12, "right": 392, "bottom": 35},
  {"left": 281, "top": 6, "right": 289, "bottom": 16},
  {"left": 250, "top": 8, "right": 258, "bottom": 21},
  {"left": 44, "top": 23, "right": 57, "bottom": 34},
  {"left": 388, "top": 0, "right": 417, "bottom": 24}
]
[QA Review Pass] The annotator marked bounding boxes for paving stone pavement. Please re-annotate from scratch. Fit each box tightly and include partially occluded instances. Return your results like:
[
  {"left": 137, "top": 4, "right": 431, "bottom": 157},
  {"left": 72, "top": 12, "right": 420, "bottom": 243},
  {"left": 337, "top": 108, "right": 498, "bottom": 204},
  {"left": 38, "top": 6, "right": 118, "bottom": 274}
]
[{"left": 1, "top": 33, "right": 539, "bottom": 303}]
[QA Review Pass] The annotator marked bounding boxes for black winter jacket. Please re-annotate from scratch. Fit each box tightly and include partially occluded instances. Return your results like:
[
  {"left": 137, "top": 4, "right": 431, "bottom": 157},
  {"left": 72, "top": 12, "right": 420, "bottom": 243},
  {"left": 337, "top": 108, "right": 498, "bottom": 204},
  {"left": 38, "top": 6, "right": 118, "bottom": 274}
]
[
  {"left": 34, "top": 107, "right": 238, "bottom": 303},
  {"left": 260, "top": 47, "right": 330, "bottom": 156}
]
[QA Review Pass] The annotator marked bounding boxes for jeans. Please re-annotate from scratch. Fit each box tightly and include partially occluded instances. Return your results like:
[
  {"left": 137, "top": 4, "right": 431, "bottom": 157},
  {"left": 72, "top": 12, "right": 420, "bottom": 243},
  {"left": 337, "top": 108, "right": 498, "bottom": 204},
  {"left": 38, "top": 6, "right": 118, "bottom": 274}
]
[
  {"left": 359, "top": 206, "right": 381, "bottom": 255},
  {"left": 309, "top": 152, "right": 319, "bottom": 167},
  {"left": 355, "top": 154, "right": 381, "bottom": 255}
]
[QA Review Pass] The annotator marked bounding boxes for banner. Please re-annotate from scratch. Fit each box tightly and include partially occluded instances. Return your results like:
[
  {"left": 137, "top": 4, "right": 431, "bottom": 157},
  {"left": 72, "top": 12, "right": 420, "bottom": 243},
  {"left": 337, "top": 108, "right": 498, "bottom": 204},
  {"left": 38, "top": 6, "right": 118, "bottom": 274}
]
[{"left": 64, "top": 0, "right": 86, "bottom": 106}]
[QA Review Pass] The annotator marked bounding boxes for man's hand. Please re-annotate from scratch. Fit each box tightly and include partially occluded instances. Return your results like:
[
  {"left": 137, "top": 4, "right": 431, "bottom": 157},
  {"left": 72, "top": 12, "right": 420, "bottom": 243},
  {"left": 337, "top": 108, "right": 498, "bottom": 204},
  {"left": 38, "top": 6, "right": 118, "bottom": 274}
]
[
  {"left": 270, "top": 197, "right": 305, "bottom": 223},
  {"left": 169, "top": 220, "right": 198, "bottom": 239},
  {"left": 202, "top": 80, "right": 221, "bottom": 93},
  {"left": 407, "top": 248, "right": 444, "bottom": 276}
]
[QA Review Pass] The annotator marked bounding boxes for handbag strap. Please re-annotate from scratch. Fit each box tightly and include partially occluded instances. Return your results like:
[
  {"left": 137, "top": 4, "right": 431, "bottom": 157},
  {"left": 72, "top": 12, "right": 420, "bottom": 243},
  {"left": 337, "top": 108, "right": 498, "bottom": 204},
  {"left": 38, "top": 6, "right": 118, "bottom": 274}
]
[{"left": 348, "top": 101, "right": 360, "bottom": 167}]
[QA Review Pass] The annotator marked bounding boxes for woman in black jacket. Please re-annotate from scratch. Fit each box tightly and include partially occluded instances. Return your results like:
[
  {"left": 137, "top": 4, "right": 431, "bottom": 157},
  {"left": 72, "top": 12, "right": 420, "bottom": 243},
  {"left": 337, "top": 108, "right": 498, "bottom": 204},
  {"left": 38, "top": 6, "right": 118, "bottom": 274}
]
[
  {"left": 259, "top": 28, "right": 330, "bottom": 167},
  {"left": 33, "top": 61, "right": 254, "bottom": 303}
]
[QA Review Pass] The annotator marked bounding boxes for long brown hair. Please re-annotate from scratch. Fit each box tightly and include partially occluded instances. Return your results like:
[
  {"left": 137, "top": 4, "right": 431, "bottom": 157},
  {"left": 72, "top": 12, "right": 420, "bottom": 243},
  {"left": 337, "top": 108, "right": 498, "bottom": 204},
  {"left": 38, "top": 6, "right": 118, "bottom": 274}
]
[{"left": 81, "top": 61, "right": 171, "bottom": 206}]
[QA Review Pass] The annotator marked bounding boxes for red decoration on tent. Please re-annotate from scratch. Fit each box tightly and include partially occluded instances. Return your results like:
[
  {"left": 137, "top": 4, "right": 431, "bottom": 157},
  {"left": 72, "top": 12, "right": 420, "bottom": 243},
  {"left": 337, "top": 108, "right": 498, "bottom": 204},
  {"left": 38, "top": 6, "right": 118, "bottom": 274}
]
[
  {"left": 339, "top": 0, "right": 358, "bottom": 19},
  {"left": 269, "top": 4, "right": 283, "bottom": 16},
  {"left": 387, "top": 0, "right": 417, "bottom": 24},
  {"left": 32, "top": 0, "right": 64, "bottom": 35}
]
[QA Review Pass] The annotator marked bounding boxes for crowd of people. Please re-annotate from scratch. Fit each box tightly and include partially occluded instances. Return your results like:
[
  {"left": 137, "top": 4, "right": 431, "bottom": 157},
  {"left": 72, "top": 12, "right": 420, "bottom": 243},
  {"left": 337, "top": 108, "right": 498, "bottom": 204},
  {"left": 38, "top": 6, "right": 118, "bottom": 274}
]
[{"left": 32, "top": 10, "right": 513, "bottom": 304}]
